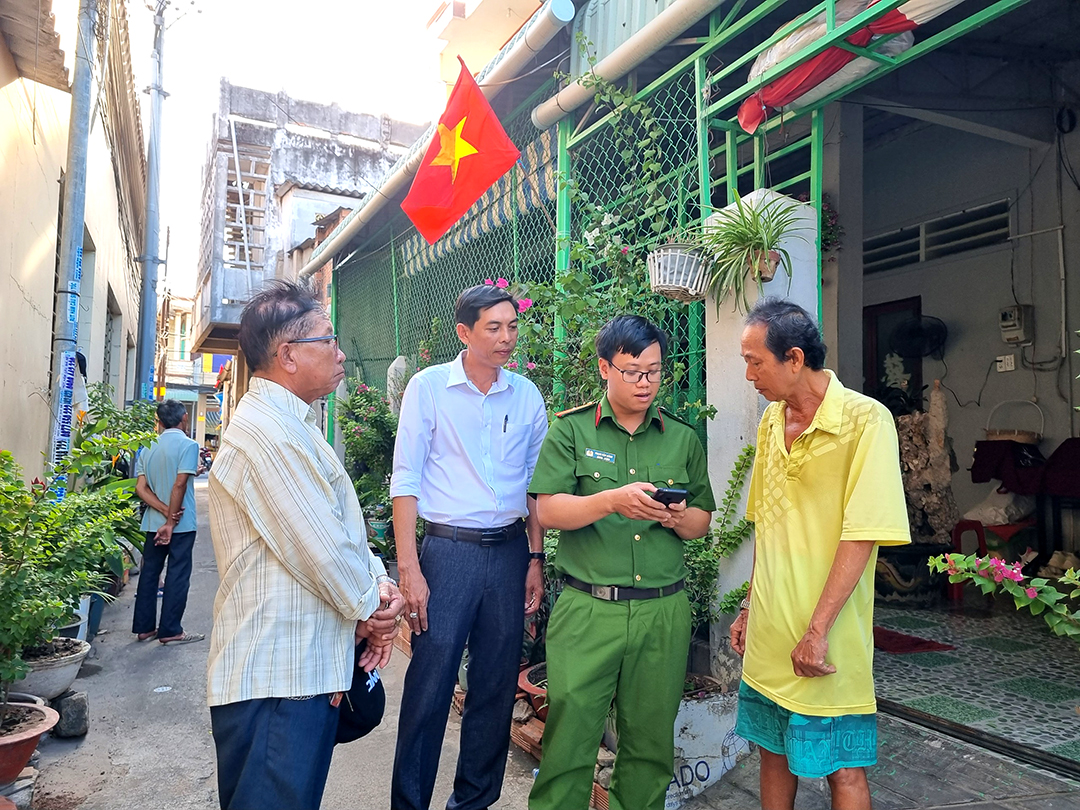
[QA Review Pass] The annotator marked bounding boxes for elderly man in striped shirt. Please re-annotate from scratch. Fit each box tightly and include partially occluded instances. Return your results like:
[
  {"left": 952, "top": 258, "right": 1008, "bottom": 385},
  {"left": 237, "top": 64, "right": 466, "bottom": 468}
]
[{"left": 207, "top": 281, "right": 404, "bottom": 810}]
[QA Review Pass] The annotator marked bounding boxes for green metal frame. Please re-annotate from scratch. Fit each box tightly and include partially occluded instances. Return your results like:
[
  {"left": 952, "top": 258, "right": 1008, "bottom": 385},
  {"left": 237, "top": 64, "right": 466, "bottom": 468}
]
[
  {"left": 556, "top": 0, "right": 1032, "bottom": 335},
  {"left": 327, "top": 266, "right": 338, "bottom": 443}
]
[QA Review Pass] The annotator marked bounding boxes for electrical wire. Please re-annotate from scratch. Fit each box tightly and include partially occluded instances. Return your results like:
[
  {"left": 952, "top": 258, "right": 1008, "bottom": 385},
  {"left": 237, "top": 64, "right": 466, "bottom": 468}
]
[{"left": 938, "top": 356, "right": 994, "bottom": 409}]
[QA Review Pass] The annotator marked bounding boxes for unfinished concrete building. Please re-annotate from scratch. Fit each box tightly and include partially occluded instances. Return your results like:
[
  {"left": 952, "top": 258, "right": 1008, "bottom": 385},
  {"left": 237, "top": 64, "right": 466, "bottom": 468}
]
[{"left": 191, "top": 79, "right": 426, "bottom": 370}]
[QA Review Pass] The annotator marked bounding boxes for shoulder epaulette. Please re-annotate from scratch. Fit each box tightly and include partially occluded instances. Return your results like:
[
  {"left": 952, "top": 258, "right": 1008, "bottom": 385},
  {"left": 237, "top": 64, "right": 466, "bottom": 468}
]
[
  {"left": 659, "top": 406, "right": 693, "bottom": 428},
  {"left": 555, "top": 401, "right": 596, "bottom": 419}
]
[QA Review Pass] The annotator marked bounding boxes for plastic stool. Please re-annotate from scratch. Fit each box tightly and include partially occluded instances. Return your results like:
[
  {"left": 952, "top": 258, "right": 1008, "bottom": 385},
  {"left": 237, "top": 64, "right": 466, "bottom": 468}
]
[{"left": 947, "top": 520, "right": 987, "bottom": 601}]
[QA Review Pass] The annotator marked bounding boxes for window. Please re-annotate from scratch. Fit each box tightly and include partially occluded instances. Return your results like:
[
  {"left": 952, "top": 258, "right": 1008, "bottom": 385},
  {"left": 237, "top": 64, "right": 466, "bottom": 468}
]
[{"left": 864, "top": 199, "right": 1010, "bottom": 273}]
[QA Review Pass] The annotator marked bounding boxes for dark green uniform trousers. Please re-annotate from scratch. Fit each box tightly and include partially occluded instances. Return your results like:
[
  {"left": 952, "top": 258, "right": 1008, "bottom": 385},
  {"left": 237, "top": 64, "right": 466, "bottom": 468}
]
[{"left": 529, "top": 586, "right": 691, "bottom": 810}]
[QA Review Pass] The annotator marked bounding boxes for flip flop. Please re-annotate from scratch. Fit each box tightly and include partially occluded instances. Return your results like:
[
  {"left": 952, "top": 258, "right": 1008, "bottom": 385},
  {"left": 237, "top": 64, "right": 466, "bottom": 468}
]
[
  {"left": 137, "top": 630, "right": 157, "bottom": 642},
  {"left": 159, "top": 632, "right": 205, "bottom": 646}
]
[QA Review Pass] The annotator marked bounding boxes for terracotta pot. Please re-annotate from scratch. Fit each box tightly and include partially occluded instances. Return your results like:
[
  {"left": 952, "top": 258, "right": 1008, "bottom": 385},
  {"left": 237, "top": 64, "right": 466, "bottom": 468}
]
[
  {"left": 750, "top": 249, "right": 781, "bottom": 282},
  {"left": 0, "top": 703, "right": 59, "bottom": 783},
  {"left": 517, "top": 663, "right": 548, "bottom": 722},
  {"left": 19, "top": 639, "right": 91, "bottom": 700}
]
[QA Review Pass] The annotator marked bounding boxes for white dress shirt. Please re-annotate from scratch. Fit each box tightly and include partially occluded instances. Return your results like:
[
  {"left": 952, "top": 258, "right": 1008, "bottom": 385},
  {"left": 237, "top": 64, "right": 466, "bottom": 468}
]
[
  {"left": 206, "top": 377, "right": 386, "bottom": 706},
  {"left": 390, "top": 351, "right": 548, "bottom": 529}
]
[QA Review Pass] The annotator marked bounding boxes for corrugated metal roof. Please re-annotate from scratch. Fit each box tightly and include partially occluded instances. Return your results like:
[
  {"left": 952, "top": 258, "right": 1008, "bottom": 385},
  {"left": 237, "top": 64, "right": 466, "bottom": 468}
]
[{"left": 569, "top": 0, "right": 683, "bottom": 78}]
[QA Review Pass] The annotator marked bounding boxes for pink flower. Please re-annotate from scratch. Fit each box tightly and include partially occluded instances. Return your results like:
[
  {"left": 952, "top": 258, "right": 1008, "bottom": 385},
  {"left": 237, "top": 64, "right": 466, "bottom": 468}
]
[
  {"left": 507, "top": 360, "right": 519, "bottom": 369},
  {"left": 526, "top": 362, "right": 536, "bottom": 370},
  {"left": 484, "top": 278, "right": 494, "bottom": 285},
  {"left": 621, "top": 247, "right": 628, "bottom": 254},
  {"left": 1025, "top": 587, "right": 1037, "bottom": 599},
  {"left": 495, "top": 278, "right": 509, "bottom": 289},
  {"left": 517, "top": 298, "right": 533, "bottom": 313}
]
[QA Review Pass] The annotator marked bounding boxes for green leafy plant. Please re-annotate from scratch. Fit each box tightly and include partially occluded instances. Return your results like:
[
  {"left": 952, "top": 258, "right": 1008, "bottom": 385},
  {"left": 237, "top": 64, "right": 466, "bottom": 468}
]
[
  {"left": 684, "top": 445, "right": 755, "bottom": 633},
  {"left": 796, "top": 192, "right": 843, "bottom": 252},
  {"left": 928, "top": 553, "right": 1080, "bottom": 642},
  {"left": 0, "top": 428, "right": 149, "bottom": 722},
  {"left": 513, "top": 41, "right": 693, "bottom": 415},
  {"left": 339, "top": 380, "right": 397, "bottom": 557},
  {"left": 718, "top": 582, "right": 751, "bottom": 615},
  {"left": 699, "top": 191, "right": 805, "bottom": 314}
]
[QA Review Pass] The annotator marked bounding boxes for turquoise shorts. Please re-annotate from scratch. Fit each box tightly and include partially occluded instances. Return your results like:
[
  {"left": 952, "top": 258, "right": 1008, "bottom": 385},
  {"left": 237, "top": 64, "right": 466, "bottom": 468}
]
[{"left": 734, "top": 680, "right": 877, "bottom": 778}]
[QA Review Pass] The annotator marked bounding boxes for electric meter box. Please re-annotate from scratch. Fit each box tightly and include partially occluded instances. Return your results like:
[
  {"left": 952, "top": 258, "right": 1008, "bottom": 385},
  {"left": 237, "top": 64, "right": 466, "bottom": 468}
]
[{"left": 999, "top": 305, "right": 1033, "bottom": 345}]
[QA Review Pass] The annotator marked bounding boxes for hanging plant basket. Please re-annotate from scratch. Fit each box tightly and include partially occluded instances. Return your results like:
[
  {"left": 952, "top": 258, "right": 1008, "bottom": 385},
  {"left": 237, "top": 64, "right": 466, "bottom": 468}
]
[
  {"left": 751, "top": 249, "right": 781, "bottom": 283},
  {"left": 646, "top": 244, "right": 709, "bottom": 302}
]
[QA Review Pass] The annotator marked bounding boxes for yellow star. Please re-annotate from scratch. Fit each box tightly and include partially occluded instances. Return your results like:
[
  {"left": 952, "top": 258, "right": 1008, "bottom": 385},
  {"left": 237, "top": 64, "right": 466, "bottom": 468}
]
[{"left": 430, "top": 116, "right": 478, "bottom": 182}]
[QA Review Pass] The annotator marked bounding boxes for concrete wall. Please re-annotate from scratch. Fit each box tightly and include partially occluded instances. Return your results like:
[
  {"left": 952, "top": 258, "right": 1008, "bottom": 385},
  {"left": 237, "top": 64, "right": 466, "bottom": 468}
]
[
  {"left": 863, "top": 123, "right": 1080, "bottom": 517},
  {"left": 0, "top": 72, "right": 143, "bottom": 478}
]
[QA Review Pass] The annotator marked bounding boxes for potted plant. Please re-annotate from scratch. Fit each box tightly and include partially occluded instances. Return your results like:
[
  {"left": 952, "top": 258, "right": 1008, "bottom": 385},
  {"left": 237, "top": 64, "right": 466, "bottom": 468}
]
[
  {"left": 697, "top": 191, "right": 804, "bottom": 313},
  {"left": 1, "top": 415, "right": 151, "bottom": 707},
  {"left": 340, "top": 381, "right": 398, "bottom": 565}
]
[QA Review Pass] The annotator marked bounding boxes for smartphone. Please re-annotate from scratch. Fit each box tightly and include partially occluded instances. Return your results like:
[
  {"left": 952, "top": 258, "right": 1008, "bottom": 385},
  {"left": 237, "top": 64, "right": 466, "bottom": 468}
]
[{"left": 652, "top": 487, "right": 688, "bottom": 506}]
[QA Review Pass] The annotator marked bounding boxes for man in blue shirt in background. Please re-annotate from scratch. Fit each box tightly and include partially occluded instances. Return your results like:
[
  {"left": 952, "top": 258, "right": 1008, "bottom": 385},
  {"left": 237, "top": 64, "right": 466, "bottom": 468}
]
[{"left": 132, "top": 399, "right": 204, "bottom": 645}]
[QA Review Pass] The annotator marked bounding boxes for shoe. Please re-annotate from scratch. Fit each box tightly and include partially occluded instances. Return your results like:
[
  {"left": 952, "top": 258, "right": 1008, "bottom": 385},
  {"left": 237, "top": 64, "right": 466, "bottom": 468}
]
[{"left": 159, "top": 632, "right": 205, "bottom": 646}]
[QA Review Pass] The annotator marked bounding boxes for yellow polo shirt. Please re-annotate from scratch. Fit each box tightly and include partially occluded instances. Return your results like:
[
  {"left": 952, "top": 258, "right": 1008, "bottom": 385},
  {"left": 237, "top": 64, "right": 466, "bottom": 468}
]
[{"left": 743, "top": 371, "right": 909, "bottom": 716}]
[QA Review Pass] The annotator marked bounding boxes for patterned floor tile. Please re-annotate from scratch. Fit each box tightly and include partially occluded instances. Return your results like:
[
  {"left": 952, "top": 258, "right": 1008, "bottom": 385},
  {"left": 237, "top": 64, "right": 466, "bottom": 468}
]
[
  {"left": 999, "top": 677, "right": 1080, "bottom": 704},
  {"left": 880, "top": 616, "right": 943, "bottom": 631},
  {"left": 900, "top": 652, "right": 962, "bottom": 668},
  {"left": 1049, "top": 741, "right": 1080, "bottom": 761},
  {"left": 873, "top": 597, "right": 1080, "bottom": 765},
  {"left": 904, "top": 696, "right": 999, "bottom": 724},
  {"left": 966, "top": 635, "right": 1041, "bottom": 653}
]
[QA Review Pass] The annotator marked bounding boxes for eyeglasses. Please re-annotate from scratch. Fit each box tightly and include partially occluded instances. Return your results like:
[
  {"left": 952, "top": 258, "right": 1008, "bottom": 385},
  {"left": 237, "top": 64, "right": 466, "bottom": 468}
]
[
  {"left": 288, "top": 333, "right": 338, "bottom": 347},
  {"left": 273, "top": 333, "right": 338, "bottom": 357},
  {"left": 608, "top": 362, "right": 662, "bottom": 384}
]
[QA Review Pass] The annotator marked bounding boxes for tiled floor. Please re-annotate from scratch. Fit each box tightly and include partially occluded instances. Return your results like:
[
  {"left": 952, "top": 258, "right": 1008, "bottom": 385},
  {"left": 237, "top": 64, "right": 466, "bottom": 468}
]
[{"left": 873, "top": 595, "right": 1080, "bottom": 764}]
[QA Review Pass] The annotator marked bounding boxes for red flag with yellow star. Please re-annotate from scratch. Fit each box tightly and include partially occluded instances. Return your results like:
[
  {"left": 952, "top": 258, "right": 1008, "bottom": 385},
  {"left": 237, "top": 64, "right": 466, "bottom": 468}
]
[{"left": 401, "top": 57, "right": 521, "bottom": 244}]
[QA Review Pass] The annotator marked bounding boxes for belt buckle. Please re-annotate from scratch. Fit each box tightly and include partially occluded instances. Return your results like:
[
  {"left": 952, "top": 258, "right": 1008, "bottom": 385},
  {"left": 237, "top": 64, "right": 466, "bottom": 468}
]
[
  {"left": 479, "top": 530, "right": 501, "bottom": 547},
  {"left": 592, "top": 585, "right": 616, "bottom": 601}
]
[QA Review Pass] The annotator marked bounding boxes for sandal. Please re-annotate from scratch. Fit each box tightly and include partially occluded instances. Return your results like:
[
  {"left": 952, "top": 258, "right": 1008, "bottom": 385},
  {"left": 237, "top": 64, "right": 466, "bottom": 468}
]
[
  {"left": 137, "top": 630, "right": 157, "bottom": 642},
  {"left": 159, "top": 631, "right": 205, "bottom": 646}
]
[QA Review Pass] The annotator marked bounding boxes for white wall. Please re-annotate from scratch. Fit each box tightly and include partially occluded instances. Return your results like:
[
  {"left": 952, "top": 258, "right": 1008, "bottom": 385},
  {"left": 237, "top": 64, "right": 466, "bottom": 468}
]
[
  {"left": 0, "top": 71, "right": 143, "bottom": 478},
  {"left": 863, "top": 124, "right": 1080, "bottom": 516}
]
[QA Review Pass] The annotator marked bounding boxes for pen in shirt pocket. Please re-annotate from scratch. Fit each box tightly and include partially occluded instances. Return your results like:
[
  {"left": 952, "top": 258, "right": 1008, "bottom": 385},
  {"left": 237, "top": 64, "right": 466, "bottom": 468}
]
[{"left": 503, "top": 415, "right": 508, "bottom": 433}]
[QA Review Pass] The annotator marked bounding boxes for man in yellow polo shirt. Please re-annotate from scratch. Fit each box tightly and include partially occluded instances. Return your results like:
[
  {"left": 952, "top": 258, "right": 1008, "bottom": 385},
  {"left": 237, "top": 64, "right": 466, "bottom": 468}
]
[{"left": 730, "top": 297, "right": 909, "bottom": 809}]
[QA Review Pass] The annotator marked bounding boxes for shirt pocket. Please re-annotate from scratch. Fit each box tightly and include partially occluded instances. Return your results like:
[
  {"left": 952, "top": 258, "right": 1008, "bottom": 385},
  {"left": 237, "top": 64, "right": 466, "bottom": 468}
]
[
  {"left": 500, "top": 423, "right": 532, "bottom": 463},
  {"left": 650, "top": 464, "right": 690, "bottom": 490},
  {"left": 575, "top": 458, "right": 619, "bottom": 495}
]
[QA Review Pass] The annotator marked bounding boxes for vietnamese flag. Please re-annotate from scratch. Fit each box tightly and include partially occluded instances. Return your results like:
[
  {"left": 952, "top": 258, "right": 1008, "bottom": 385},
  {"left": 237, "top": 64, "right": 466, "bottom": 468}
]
[{"left": 402, "top": 57, "right": 521, "bottom": 244}]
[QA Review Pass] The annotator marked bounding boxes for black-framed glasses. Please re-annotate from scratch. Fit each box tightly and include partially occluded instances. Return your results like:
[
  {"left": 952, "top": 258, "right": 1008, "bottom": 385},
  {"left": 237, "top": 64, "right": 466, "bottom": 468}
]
[
  {"left": 273, "top": 333, "right": 338, "bottom": 357},
  {"left": 608, "top": 362, "right": 662, "bottom": 384},
  {"left": 288, "top": 333, "right": 338, "bottom": 347}
]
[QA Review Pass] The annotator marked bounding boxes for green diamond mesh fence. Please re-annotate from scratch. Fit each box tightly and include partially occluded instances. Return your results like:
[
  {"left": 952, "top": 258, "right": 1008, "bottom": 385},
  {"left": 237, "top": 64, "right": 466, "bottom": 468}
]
[{"left": 335, "top": 67, "right": 712, "bottom": 435}]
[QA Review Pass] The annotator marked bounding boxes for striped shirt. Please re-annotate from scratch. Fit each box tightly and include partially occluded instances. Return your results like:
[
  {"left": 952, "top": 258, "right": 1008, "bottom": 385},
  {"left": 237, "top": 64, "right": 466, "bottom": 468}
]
[{"left": 206, "top": 376, "right": 386, "bottom": 706}]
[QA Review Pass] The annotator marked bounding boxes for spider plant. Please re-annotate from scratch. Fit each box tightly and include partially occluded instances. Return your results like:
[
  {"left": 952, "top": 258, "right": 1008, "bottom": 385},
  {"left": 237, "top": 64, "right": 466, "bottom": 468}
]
[{"left": 699, "top": 191, "right": 805, "bottom": 313}]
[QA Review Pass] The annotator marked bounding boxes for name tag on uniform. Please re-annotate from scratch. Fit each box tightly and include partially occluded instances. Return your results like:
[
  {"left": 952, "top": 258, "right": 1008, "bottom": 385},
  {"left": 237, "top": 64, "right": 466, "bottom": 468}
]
[{"left": 584, "top": 448, "right": 616, "bottom": 464}]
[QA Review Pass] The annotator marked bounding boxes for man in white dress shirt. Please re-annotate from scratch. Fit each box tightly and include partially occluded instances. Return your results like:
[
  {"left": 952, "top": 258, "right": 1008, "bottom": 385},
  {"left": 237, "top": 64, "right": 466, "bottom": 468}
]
[
  {"left": 390, "top": 284, "right": 548, "bottom": 810},
  {"left": 207, "top": 281, "right": 403, "bottom": 810}
]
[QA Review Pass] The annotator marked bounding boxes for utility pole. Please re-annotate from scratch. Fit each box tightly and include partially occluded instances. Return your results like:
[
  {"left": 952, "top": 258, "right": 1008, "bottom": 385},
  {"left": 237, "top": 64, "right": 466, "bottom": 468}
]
[
  {"left": 49, "top": 0, "right": 98, "bottom": 472},
  {"left": 134, "top": 1, "right": 167, "bottom": 401}
]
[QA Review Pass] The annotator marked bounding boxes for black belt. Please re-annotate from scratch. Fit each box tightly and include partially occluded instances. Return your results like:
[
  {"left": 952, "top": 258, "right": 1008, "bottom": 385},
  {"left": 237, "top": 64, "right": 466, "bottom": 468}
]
[
  {"left": 426, "top": 520, "right": 525, "bottom": 546},
  {"left": 564, "top": 575, "right": 685, "bottom": 601}
]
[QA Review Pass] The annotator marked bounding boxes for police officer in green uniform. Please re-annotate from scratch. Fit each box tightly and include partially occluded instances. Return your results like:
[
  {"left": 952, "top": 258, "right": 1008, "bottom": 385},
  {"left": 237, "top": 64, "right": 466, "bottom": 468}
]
[{"left": 528, "top": 315, "right": 715, "bottom": 810}]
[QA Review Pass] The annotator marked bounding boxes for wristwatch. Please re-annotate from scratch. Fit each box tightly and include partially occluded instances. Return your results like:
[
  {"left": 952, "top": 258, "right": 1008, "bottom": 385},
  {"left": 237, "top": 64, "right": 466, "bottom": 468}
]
[
  {"left": 739, "top": 597, "right": 752, "bottom": 612},
  {"left": 528, "top": 551, "right": 546, "bottom": 562}
]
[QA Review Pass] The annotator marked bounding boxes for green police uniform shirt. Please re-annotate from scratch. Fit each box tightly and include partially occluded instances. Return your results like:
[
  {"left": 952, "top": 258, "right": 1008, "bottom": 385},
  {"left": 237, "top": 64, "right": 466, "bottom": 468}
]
[{"left": 528, "top": 395, "right": 716, "bottom": 588}]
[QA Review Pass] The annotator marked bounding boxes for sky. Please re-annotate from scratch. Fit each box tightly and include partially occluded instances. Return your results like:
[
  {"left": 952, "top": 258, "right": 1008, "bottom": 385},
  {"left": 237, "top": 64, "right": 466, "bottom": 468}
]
[{"left": 110, "top": 0, "right": 447, "bottom": 297}]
